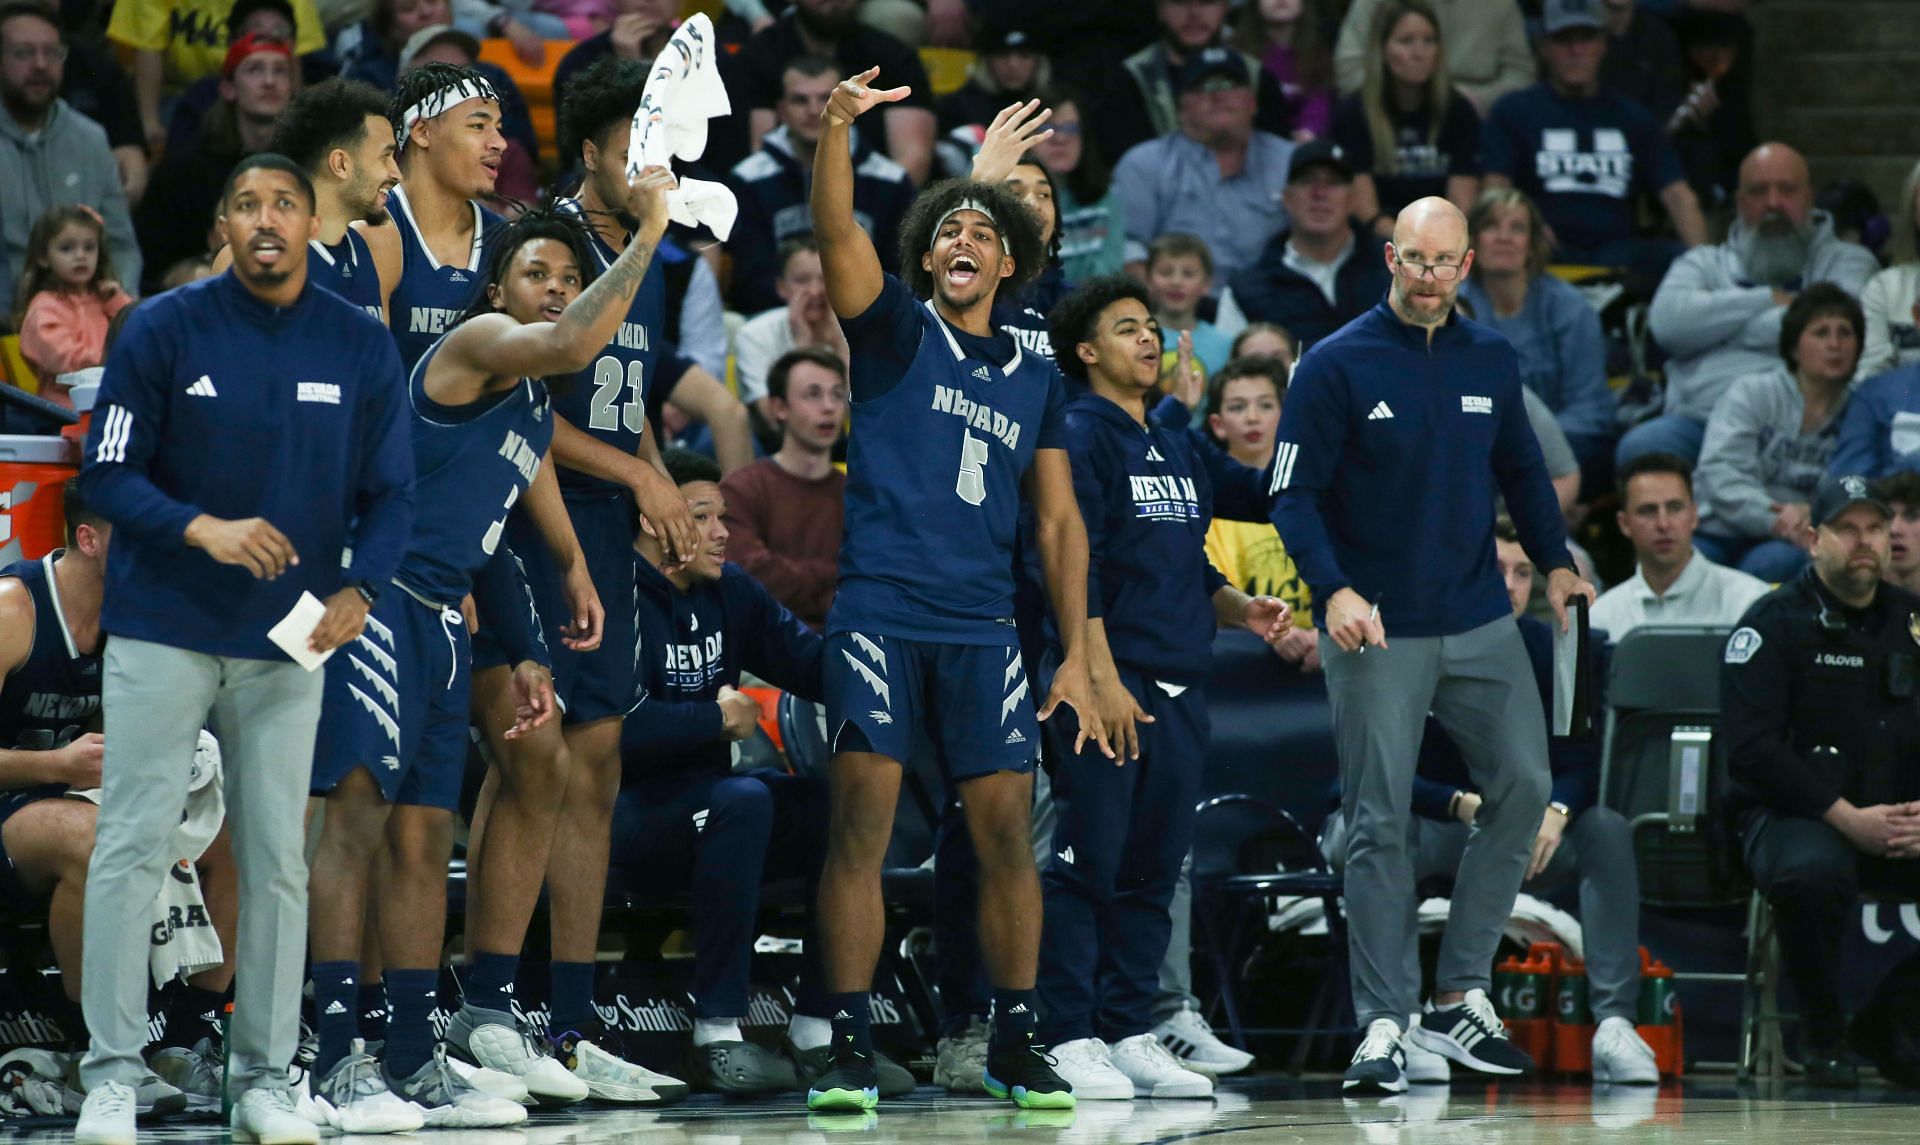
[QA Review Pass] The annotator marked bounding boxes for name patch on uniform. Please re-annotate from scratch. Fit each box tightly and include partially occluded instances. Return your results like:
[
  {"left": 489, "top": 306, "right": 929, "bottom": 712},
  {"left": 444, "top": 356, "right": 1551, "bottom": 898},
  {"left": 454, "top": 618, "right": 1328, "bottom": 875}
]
[
  {"left": 297, "top": 382, "right": 342, "bottom": 405},
  {"left": 1461, "top": 395, "right": 1494, "bottom": 415},
  {"left": 1814, "top": 652, "right": 1865, "bottom": 669},
  {"left": 1725, "top": 626, "right": 1763, "bottom": 664}
]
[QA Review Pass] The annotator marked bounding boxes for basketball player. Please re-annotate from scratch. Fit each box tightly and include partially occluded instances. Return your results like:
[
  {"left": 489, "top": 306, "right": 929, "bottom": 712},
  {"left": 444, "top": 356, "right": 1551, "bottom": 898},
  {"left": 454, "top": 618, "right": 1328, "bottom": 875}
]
[
  {"left": 263, "top": 77, "right": 399, "bottom": 319},
  {"left": 805, "top": 68, "right": 1110, "bottom": 1114}
]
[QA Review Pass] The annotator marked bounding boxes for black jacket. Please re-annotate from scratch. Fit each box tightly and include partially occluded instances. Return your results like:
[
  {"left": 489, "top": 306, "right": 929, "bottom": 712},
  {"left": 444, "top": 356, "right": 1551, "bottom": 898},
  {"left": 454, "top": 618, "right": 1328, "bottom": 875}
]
[
  {"left": 1226, "top": 221, "right": 1391, "bottom": 350},
  {"left": 1723, "top": 569, "right": 1920, "bottom": 820}
]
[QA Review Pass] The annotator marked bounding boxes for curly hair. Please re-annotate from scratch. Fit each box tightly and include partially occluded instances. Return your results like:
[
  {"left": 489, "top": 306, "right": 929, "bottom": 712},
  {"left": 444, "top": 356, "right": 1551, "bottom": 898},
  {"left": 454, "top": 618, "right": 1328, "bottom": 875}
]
[
  {"left": 896, "top": 178, "right": 1048, "bottom": 301},
  {"left": 1048, "top": 275, "right": 1153, "bottom": 382},
  {"left": 390, "top": 62, "right": 497, "bottom": 151},
  {"left": 272, "top": 77, "right": 392, "bottom": 174},
  {"left": 558, "top": 55, "right": 649, "bottom": 170},
  {"left": 453, "top": 203, "right": 599, "bottom": 389}
]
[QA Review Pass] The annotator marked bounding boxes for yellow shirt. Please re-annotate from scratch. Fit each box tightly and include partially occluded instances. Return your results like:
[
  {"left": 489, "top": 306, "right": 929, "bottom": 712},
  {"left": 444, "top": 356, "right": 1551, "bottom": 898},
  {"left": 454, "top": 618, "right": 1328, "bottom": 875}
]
[
  {"left": 109, "top": 0, "right": 326, "bottom": 90},
  {"left": 1206, "top": 518, "right": 1313, "bottom": 627}
]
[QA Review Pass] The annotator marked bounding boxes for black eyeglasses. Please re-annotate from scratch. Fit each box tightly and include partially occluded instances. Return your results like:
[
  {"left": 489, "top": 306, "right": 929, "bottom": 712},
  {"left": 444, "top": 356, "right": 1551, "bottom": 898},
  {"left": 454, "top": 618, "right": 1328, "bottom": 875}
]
[{"left": 1393, "top": 255, "right": 1464, "bottom": 281}]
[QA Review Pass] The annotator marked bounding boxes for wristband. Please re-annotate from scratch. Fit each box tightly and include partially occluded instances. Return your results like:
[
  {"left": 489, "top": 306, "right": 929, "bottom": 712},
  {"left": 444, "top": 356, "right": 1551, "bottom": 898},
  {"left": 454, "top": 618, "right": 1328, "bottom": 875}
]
[{"left": 351, "top": 580, "right": 379, "bottom": 607}]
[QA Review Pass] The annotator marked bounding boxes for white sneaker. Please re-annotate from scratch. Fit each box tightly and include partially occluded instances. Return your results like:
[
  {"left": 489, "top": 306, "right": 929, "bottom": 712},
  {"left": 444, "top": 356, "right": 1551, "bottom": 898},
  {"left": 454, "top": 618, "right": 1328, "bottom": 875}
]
[
  {"left": 1402, "top": 1015, "right": 1451, "bottom": 1084},
  {"left": 447, "top": 1055, "right": 532, "bottom": 1104},
  {"left": 444, "top": 1004, "right": 587, "bottom": 1104},
  {"left": 1591, "top": 1017, "right": 1660, "bottom": 1085},
  {"left": 1343, "top": 1019, "right": 1407, "bottom": 1094},
  {"left": 387, "top": 1046, "right": 528, "bottom": 1127},
  {"left": 1109, "top": 1033, "right": 1214, "bottom": 1099},
  {"left": 1047, "top": 1037, "right": 1134, "bottom": 1100},
  {"left": 310, "top": 1041, "right": 423, "bottom": 1134},
  {"left": 1152, "top": 1006, "right": 1254, "bottom": 1075},
  {"left": 231, "top": 1087, "right": 321, "bottom": 1144},
  {"left": 550, "top": 1028, "right": 688, "bottom": 1104},
  {"left": 934, "top": 1016, "right": 991, "bottom": 1093},
  {"left": 73, "top": 1080, "right": 136, "bottom": 1145}
]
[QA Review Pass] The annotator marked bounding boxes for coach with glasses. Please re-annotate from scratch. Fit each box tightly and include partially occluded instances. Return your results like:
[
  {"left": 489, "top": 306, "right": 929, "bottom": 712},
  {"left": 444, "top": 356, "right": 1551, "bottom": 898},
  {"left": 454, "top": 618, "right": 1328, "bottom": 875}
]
[{"left": 1268, "top": 196, "right": 1593, "bottom": 1094}]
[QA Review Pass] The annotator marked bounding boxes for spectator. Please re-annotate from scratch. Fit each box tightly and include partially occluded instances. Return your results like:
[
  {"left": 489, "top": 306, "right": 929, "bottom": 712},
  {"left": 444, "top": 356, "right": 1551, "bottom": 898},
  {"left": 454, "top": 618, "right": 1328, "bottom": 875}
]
[
  {"left": 1858, "top": 158, "right": 1920, "bottom": 378},
  {"left": 167, "top": 0, "right": 301, "bottom": 157},
  {"left": 47, "top": 6, "right": 148, "bottom": 205},
  {"left": 0, "top": 2, "right": 140, "bottom": 318},
  {"left": 1034, "top": 86, "right": 1126, "bottom": 282},
  {"left": 728, "top": 53, "right": 914, "bottom": 314},
  {"left": 733, "top": 238, "right": 847, "bottom": 426},
  {"left": 1332, "top": 0, "right": 1480, "bottom": 235},
  {"left": 1627, "top": 143, "right": 1878, "bottom": 467},
  {"left": 936, "top": 23, "right": 1047, "bottom": 135},
  {"left": 718, "top": 348, "right": 848, "bottom": 630},
  {"left": 1459, "top": 187, "right": 1614, "bottom": 489},
  {"left": 1115, "top": 46, "right": 1294, "bottom": 293},
  {"left": 1230, "top": 320, "right": 1293, "bottom": 359},
  {"left": 134, "top": 33, "right": 292, "bottom": 292},
  {"left": 1482, "top": 0, "right": 1705, "bottom": 280},
  {"left": 1693, "top": 284, "right": 1862, "bottom": 582},
  {"left": 1224, "top": 138, "right": 1390, "bottom": 351},
  {"left": 1589, "top": 451, "right": 1768, "bottom": 638},
  {"left": 552, "top": 0, "right": 675, "bottom": 104},
  {"left": 105, "top": 0, "right": 324, "bottom": 155},
  {"left": 737, "top": 0, "right": 935, "bottom": 184},
  {"left": 1229, "top": 0, "right": 1332, "bottom": 141},
  {"left": 654, "top": 235, "right": 730, "bottom": 380},
  {"left": 1875, "top": 471, "right": 1920, "bottom": 596},
  {"left": 11, "top": 204, "right": 132, "bottom": 399},
  {"left": 616, "top": 449, "right": 842, "bottom": 1097},
  {"left": 1832, "top": 366, "right": 1920, "bottom": 480},
  {"left": 965, "top": 105, "right": 1071, "bottom": 358},
  {"left": 1598, "top": 0, "right": 1685, "bottom": 127},
  {"left": 1097, "top": 0, "right": 1292, "bottom": 163},
  {"left": 1524, "top": 386, "right": 1586, "bottom": 515},
  {"left": 1333, "top": 0, "right": 1530, "bottom": 113},
  {"left": 1146, "top": 233, "right": 1233, "bottom": 376},
  {"left": 1668, "top": 9, "right": 1756, "bottom": 215}
]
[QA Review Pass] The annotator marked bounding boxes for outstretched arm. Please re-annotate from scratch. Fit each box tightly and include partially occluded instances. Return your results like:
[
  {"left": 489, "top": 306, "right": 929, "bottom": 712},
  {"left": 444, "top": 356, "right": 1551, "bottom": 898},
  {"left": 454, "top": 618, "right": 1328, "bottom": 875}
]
[{"left": 812, "top": 67, "right": 911, "bottom": 319}]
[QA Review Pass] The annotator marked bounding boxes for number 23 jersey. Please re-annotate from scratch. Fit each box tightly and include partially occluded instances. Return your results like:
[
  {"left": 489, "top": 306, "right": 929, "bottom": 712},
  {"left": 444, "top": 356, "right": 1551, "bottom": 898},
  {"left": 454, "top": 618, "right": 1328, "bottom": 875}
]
[{"left": 831, "top": 274, "right": 1069, "bottom": 646}]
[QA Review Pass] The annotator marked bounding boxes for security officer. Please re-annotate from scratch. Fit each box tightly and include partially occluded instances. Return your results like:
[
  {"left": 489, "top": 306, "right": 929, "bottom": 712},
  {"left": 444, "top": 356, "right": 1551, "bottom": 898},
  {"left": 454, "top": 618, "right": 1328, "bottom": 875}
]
[{"left": 1724, "top": 473, "right": 1920, "bottom": 1088}]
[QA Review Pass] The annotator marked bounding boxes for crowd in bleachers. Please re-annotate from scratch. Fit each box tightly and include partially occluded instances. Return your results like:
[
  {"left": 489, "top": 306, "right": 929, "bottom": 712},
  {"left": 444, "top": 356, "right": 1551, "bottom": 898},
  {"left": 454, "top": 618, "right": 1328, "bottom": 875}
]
[{"left": 16, "top": 0, "right": 1920, "bottom": 1116}]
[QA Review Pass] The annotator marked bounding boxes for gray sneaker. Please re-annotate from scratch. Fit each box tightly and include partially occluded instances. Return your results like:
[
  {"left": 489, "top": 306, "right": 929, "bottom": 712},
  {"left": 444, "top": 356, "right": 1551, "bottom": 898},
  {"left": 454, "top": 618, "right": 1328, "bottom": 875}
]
[
  {"left": 62, "top": 1056, "right": 187, "bottom": 1117},
  {"left": 443, "top": 1004, "right": 586, "bottom": 1105},
  {"left": 147, "top": 1039, "right": 222, "bottom": 1112},
  {"left": 687, "top": 1040, "right": 800, "bottom": 1096},
  {"left": 934, "top": 1017, "right": 989, "bottom": 1094},
  {"left": 386, "top": 1046, "right": 527, "bottom": 1127},
  {"left": 310, "top": 1041, "right": 422, "bottom": 1134},
  {"left": 786, "top": 1036, "right": 916, "bottom": 1098}
]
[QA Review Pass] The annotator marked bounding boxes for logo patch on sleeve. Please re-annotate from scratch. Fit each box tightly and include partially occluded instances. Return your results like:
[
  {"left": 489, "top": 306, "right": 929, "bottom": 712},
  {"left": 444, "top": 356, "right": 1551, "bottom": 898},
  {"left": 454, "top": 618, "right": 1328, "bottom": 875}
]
[{"left": 1724, "top": 626, "right": 1763, "bottom": 665}]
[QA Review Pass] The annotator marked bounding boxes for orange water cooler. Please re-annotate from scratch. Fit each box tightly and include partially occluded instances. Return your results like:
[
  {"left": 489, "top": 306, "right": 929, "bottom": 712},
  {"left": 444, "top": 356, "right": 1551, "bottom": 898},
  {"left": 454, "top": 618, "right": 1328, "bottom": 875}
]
[{"left": 0, "top": 435, "right": 78, "bottom": 562}]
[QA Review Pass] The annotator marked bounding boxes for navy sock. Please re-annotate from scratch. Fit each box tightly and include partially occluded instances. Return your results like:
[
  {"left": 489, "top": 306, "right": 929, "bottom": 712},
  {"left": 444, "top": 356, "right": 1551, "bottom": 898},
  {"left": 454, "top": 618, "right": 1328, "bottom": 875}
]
[
  {"left": 160, "top": 984, "right": 227, "bottom": 1050},
  {"left": 384, "top": 968, "right": 439, "bottom": 1079},
  {"left": 312, "top": 961, "right": 360, "bottom": 1077},
  {"left": 464, "top": 950, "right": 519, "bottom": 1012},
  {"left": 549, "top": 961, "right": 597, "bottom": 1036},
  {"left": 825, "top": 992, "right": 872, "bottom": 1058},
  {"left": 358, "top": 981, "right": 388, "bottom": 1044},
  {"left": 991, "top": 988, "right": 1038, "bottom": 1048}
]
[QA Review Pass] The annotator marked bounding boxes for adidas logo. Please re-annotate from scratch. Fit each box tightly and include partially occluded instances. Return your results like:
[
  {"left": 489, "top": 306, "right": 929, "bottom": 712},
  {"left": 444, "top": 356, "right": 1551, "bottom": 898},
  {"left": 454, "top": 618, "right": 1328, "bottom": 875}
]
[
  {"left": 1057, "top": 846, "right": 1074, "bottom": 865},
  {"left": 833, "top": 1010, "right": 852, "bottom": 1021},
  {"left": 1005, "top": 728, "right": 1026, "bottom": 745},
  {"left": 449, "top": 270, "right": 468, "bottom": 283},
  {"left": 186, "top": 375, "right": 218, "bottom": 398},
  {"left": 1146, "top": 446, "right": 1164, "bottom": 461},
  {"left": 1007, "top": 1004, "right": 1029, "bottom": 1014},
  {"left": 343, "top": 976, "right": 354, "bottom": 985},
  {"left": 691, "top": 808, "right": 710, "bottom": 831},
  {"left": 972, "top": 365, "right": 992, "bottom": 381},
  {"left": 1366, "top": 401, "right": 1393, "bottom": 420},
  {"left": 324, "top": 1001, "right": 347, "bottom": 1015}
]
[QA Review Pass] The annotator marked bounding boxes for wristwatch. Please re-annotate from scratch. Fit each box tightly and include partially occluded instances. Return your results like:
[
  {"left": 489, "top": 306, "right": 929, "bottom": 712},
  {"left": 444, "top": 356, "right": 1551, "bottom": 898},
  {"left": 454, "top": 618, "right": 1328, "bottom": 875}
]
[
  {"left": 1548, "top": 801, "right": 1571, "bottom": 818},
  {"left": 350, "top": 580, "right": 380, "bottom": 607}
]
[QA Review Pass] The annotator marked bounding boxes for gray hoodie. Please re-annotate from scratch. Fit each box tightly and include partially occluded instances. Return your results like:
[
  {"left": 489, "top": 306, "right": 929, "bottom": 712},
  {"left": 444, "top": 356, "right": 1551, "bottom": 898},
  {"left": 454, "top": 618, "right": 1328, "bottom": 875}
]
[
  {"left": 1648, "top": 209, "right": 1876, "bottom": 422},
  {"left": 1695, "top": 364, "right": 1847, "bottom": 538},
  {"left": 0, "top": 99, "right": 140, "bottom": 317}
]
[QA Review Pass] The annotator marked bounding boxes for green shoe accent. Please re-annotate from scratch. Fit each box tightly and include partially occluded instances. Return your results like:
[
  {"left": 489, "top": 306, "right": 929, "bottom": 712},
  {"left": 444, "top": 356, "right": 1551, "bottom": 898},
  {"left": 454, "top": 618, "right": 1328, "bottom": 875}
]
[
  {"left": 1012, "top": 1086, "right": 1076, "bottom": 1110},
  {"left": 806, "top": 1085, "right": 879, "bottom": 1112}
]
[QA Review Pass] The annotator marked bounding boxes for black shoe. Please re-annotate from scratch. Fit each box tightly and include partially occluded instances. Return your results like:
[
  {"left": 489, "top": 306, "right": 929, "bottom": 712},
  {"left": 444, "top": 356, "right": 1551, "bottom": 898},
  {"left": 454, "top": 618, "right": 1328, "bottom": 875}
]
[
  {"left": 1410, "top": 990, "right": 1533, "bottom": 1077},
  {"left": 689, "top": 1040, "right": 800, "bottom": 1097},
  {"left": 1343, "top": 1019, "right": 1408, "bottom": 1094},
  {"left": 983, "top": 1037, "right": 1075, "bottom": 1110},
  {"left": 1804, "top": 1051, "right": 1860, "bottom": 1089},
  {"left": 806, "top": 1045, "right": 879, "bottom": 1112},
  {"left": 785, "top": 1036, "right": 916, "bottom": 1098}
]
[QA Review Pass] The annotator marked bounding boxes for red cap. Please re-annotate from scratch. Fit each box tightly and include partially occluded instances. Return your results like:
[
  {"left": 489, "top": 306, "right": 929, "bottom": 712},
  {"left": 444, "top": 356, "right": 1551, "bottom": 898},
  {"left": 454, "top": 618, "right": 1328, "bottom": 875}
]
[{"left": 223, "top": 32, "right": 292, "bottom": 79}]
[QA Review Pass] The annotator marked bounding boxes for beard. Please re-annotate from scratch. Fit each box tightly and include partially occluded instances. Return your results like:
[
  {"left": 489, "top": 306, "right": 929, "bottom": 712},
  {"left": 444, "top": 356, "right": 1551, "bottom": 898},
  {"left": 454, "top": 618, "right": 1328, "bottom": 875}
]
[{"left": 1745, "top": 210, "right": 1812, "bottom": 286}]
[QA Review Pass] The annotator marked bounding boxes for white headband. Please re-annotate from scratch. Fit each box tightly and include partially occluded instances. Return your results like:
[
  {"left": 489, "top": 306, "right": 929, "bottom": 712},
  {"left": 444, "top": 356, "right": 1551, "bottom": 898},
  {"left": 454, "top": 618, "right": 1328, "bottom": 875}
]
[
  {"left": 932, "top": 196, "right": 1009, "bottom": 255},
  {"left": 399, "top": 76, "right": 500, "bottom": 149}
]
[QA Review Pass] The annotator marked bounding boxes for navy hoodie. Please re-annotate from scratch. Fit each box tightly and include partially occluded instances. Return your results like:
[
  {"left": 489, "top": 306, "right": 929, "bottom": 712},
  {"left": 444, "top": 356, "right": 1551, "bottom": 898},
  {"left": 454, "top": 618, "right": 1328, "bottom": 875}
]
[
  {"left": 623, "top": 558, "right": 825, "bottom": 780},
  {"left": 78, "top": 273, "right": 414, "bottom": 660},
  {"left": 1269, "top": 301, "right": 1571, "bottom": 638},
  {"left": 1054, "top": 391, "right": 1228, "bottom": 686},
  {"left": 1226, "top": 222, "right": 1392, "bottom": 350}
]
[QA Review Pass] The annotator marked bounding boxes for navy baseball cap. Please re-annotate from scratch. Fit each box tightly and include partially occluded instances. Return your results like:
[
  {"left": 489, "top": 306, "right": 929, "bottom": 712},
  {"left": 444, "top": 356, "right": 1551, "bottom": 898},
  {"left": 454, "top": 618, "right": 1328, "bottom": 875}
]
[
  {"left": 1287, "top": 137, "right": 1353, "bottom": 183},
  {"left": 1176, "top": 46, "right": 1251, "bottom": 94},
  {"left": 1542, "top": 0, "right": 1605, "bottom": 34},
  {"left": 1813, "top": 474, "right": 1892, "bottom": 528}
]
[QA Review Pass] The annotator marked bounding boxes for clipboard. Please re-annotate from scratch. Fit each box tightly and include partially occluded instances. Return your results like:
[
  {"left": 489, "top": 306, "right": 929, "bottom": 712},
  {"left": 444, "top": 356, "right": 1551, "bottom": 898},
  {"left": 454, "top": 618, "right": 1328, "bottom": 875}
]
[{"left": 1553, "top": 595, "right": 1593, "bottom": 738}]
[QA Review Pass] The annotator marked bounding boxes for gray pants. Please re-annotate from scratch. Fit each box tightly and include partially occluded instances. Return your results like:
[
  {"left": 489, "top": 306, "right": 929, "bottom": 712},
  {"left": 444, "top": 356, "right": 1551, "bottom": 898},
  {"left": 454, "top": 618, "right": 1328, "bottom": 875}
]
[
  {"left": 1155, "top": 855, "right": 1198, "bottom": 1019},
  {"left": 1323, "top": 616, "right": 1550, "bottom": 1029},
  {"left": 81, "top": 637, "right": 324, "bottom": 1095},
  {"left": 1324, "top": 806, "right": 1641, "bottom": 1022}
]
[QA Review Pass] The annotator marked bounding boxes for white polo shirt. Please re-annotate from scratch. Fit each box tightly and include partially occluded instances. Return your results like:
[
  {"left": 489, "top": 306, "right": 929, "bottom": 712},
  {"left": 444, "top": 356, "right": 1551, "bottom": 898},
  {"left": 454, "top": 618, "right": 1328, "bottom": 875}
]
[{"left": 1590, "top": 550, "right": 1773, "bottom": 640}]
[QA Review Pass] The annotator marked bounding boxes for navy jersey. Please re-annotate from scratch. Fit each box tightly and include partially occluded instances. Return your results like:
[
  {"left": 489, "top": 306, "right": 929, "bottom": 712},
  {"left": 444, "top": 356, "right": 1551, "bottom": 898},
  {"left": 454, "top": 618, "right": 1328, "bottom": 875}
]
[
  {"left": 394, "top": 334, "right": 555, "bottom": 604},
  {"left": 0, "top": 553, "right": 101, "bottom": 756},
  {"left": 832, "top": 275, "right": 1070, "bottom": 645},
  {"left": 386, "top": 185, "right": 500, "bottom": 372},
  {"left": 308, "top": 229, "right": 383, "bottom": 320},
  {"left": 548, "top": 196, "right": 669, "bottom": 499}
]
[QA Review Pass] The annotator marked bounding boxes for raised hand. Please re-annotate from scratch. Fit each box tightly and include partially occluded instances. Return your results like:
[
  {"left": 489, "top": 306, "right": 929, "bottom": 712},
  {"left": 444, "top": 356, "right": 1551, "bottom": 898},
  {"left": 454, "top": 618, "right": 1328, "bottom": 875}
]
[
  {"left": 625, "top": 164, "right": 679, "bottom": 242},
  {"left": 970, "top": 98, "right": 1054, "bottom": 185},
  {"left": 823, "top": 67, "right": 911, "bottom": 128}
]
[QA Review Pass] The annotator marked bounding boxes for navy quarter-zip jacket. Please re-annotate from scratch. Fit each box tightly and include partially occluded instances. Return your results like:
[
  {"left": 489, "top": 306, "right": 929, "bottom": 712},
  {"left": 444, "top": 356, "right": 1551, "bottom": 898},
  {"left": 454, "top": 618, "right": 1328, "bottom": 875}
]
[{"left": 1269, "top": 301, "right": 1571, "bottom": 637}]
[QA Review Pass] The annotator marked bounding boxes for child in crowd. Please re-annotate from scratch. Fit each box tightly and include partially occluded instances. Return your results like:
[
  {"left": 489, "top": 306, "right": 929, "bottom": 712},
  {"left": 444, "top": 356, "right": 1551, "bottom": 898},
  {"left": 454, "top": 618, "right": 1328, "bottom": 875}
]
[
  {"left": 1145, "top": 233, "right": 1235, "bottom": 379},
  {"left": 12, "top": 205, "right": 133, "bottom": 406}
]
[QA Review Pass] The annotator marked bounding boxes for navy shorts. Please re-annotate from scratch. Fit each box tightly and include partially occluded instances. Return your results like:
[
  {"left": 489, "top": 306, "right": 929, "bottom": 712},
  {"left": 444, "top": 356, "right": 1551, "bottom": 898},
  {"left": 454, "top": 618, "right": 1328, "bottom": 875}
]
[
  {"left": 311, "top": 592, "right": 471, "bottom": 810},
  {"left": 824, "top": 631, "right": 1038, "bottom": 781},
  {"left": 0, "top": 787, "right": 64, "bottom": 904},
  {"left": 474, "top": 494, "right": 640, "bottom": 725}
]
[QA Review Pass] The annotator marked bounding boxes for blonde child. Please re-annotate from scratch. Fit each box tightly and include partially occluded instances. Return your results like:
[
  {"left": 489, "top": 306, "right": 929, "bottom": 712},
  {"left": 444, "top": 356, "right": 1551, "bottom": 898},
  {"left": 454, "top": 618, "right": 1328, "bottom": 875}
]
[{"left": 12, "top": 205, "right": 133, "bottom": 406}]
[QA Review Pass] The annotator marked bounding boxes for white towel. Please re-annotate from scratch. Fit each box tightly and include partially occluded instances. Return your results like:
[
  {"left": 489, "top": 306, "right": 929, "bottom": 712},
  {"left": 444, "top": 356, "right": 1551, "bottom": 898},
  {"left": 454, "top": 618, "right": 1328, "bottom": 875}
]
[{"left": 626, "top": 13, "right": 738, "bottom": 241}]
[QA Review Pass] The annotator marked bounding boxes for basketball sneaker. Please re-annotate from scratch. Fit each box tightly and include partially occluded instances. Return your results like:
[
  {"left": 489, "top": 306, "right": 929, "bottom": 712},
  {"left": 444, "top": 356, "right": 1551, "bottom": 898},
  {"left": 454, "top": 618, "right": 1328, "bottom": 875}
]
[
  {"left": 443, "top": 1004, "right": 586, "bottom": 1104},
  {"left": 549, "top": 1026, "right": 687, "bottom": 1104},
  {"left": 983, "top": 1035, "right": 1076, "bottom": 1110},
  {"left": 386, "top": 1046, "right": 527, "bottom": 1127},
  {"left": 1411, "top": 989, "right": 1533, "bottom": 1076},
  {"left": 805, "top": 1043, "right": 879, "bottom": 1112}
]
